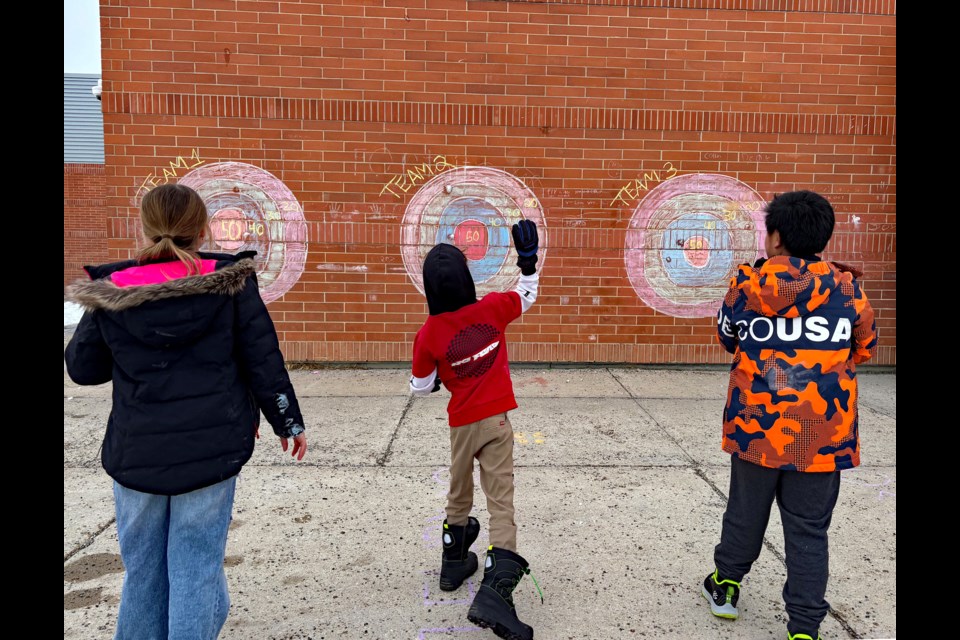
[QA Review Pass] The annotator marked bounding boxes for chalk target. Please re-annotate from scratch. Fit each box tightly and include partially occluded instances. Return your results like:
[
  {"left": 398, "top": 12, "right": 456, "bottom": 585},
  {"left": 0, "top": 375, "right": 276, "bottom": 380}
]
[
  {"left": 624, "top": 173, "right": 767, "bottom": 318},
  {"left": 401, "top": 167, "right": 547, "bottom": 296},
  {"left": 178, "top": 162, "right": 307, "bottom": 304}
]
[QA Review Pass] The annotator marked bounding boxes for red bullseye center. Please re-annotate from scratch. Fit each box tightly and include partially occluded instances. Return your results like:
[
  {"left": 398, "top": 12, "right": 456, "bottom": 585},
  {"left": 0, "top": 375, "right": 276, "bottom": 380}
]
[
  {"left": 454, "top": 219, "right": 488, "bottom": 260},
  {"left": 211, "top": 208, "right": 246, "bottom": 250},
  {"left": 683, "top": 236, "right": 710, "bottom": 267}
]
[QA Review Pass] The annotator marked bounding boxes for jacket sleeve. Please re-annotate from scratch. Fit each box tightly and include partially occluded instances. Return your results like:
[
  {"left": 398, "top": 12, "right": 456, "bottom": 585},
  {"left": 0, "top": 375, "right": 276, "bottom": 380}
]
[
  {"left": 488, "top": 291, "right": 523, "bottom": 325},
  {"left": 234, "top": 275, "right": 305, "bottom": 438},
  {"left": 410, "top": 328, "right": 438, "bottom": 396},
  {"left": 851, "top": 279, "right": 878, "bottom": 364},
  {"left": 716, "top": 280, "right": 740, "bottom": 354},
  {"left": 64, "top": 311, "right": 113, "bottom": 385}
]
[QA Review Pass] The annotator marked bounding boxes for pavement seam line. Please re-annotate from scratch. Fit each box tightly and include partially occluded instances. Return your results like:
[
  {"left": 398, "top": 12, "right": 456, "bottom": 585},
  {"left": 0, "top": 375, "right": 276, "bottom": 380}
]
[
  {"left": 693, "top": 467, "right": 861, "bottom": 639},
  {"left": 860, "top": 404, "right": 896, "bottom": 420},
  {"left": 64, "top": 517, "right": 115, "bottom": 563},
  {"left": 607, "top": 368, "right": 699, "bottom": 467},
  {"left": 375, "top": 394, "right": 415, "bottom": 466},
  {"left": 608, "top": 368, "right": 862, "bottom": 639}
]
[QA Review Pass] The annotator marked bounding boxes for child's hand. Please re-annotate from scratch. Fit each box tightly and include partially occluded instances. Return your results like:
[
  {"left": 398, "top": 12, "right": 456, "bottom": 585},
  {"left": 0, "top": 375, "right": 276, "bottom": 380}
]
[
  {"left": 280, "top": 433, "right": 308, "bottom": 461},
  {"left": 512, "top": 220, "right": 539, "bottom": 275}
]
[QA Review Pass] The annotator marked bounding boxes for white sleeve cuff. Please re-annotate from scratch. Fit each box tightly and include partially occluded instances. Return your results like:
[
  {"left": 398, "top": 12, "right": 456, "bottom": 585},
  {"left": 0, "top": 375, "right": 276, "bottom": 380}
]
[
  {"left": 516, "top": 272, "right": 539, "bottom": 313},
  {"left": 410, "top": 368, "right": 438, "bottom": 396}
]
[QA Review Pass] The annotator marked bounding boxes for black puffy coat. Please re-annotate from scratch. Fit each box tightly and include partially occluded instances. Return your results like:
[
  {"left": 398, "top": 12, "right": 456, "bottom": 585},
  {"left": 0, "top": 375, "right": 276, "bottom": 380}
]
[{"left": 65, "top": 253, "right": 305, "bottom": 495}]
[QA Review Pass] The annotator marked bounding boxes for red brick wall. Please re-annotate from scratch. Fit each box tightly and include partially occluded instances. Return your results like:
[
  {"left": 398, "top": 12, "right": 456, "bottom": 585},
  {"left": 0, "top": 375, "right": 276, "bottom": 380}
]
[
  {"left": 64, "top": 164, "right": 109, "bottom": 287},
  {"left": 99, "top": 0, "right": 896, "bottom": 364}
]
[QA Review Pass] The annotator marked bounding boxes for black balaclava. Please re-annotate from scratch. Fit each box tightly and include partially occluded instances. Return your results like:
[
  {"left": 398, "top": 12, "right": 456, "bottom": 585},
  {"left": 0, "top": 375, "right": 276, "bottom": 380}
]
[{"left": 422, "top": 243, "right": 477, "bottom": 315}]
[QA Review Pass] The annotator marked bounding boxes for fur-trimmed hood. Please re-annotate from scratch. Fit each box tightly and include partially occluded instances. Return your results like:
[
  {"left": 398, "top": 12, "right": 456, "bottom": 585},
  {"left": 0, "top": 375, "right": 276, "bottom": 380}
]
[
  {"left": 68, "top": 259, "right": 256, "bottom": 312},
  {"left": 67, "top": 258, "right": 258, "bottom": 349}
]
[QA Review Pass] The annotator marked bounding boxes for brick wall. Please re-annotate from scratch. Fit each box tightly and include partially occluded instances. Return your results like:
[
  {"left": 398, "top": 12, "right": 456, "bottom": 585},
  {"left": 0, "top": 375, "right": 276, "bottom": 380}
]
[
  {"left": 65, "top": 164, "right": 109, "bottom": 287},
  {"left": 99, "top": 0, "right": 896, "bottom": 364}
]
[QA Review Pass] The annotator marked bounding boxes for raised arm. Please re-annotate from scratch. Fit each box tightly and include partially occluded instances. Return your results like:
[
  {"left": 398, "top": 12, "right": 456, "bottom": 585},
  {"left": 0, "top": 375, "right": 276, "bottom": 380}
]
[{"left": 512, "top": 219, "right": 540, "bottom": 313}]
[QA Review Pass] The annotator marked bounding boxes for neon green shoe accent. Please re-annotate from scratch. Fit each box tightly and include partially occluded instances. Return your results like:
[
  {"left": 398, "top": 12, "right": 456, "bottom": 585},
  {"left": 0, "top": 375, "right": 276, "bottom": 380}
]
[
  {"left": 700, "top": 589, "right": 738, "bottom": 619},
  {"left": 712, "top": 569, "right": 741, "bottom": 589},
  {"left": 488, "top": 545, "right": 494, "bottom": 551},
  {"left": 524, "top": 568, "right": 544, "bottom": 604},
  {"left": 703, "top": 569, "right": 740, "bottom": 619},
  {"left": 787, "top": 633, "right": 821, "bottom": 640},
  {"left": 443, "top": 523, "right": 449, "bottom": 530}
]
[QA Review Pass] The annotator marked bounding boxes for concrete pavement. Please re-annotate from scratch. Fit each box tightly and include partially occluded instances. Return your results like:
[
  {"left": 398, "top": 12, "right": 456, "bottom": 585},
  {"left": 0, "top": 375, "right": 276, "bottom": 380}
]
[{"left": 64, "top": 366, "right": 896, "bottom": 639}]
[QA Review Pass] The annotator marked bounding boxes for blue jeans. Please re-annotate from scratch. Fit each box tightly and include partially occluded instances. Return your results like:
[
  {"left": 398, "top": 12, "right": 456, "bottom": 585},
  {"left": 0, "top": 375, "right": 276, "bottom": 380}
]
[{"left": 113, "top": 476, "right": 237, "bottom": 640}]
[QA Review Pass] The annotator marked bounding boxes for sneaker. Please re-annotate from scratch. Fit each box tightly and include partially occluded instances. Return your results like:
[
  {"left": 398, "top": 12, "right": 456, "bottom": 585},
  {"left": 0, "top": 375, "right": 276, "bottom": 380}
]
[
  {"left": 787, "top": 633, "right": 821, "bottom": 640},
  {"left": 701, "top": 569, "right": 740, "bottom": 619}
]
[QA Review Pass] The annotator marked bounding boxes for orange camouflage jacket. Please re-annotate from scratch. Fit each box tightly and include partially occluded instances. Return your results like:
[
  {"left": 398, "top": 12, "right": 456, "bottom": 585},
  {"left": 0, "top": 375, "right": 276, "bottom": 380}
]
[{"left": 717, "top": 256, "right": 877, "bottom": 472}]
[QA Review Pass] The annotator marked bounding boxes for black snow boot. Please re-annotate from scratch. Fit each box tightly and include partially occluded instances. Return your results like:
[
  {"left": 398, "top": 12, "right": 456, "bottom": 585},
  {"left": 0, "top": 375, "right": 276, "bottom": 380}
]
[
  {"left": 439, "top": 516, "right": 480, "bottom": 591},
  {"left": 467, "top": 546, "right": 536, "bottom": 640}
]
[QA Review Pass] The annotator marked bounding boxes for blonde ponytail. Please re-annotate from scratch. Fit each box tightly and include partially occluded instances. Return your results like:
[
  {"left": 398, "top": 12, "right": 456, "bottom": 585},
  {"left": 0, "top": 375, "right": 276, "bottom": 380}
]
[{"left": 137, "top": 184, "right": 209, "bottom": 274}]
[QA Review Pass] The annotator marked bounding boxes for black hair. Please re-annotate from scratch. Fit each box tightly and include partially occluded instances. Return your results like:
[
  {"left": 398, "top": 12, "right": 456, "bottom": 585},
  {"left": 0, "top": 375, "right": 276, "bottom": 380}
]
[{"left": 764, "top": 190, "right": 835, "bottom": 257}]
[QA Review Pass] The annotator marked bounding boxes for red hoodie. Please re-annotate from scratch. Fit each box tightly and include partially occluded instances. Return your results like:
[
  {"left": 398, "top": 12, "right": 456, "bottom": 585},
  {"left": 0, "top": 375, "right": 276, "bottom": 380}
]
[
  {"left": 410, "top": 243, "right": 539, "bottom": 427},
  {"left": 413, "top": 292, "right": 523, "bottom": 427}
]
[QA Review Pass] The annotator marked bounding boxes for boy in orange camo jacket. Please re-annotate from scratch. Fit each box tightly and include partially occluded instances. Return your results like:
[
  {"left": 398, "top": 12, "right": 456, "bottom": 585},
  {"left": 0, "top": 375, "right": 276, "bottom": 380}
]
[{"left": 702, "top": 191, "right": 877, "bottom": 640}]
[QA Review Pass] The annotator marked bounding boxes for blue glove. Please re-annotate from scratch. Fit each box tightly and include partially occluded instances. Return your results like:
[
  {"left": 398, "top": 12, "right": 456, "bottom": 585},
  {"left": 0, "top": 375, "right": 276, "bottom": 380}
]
[{"left": 512, "top": 220, "right": 539, "bottom": 275}]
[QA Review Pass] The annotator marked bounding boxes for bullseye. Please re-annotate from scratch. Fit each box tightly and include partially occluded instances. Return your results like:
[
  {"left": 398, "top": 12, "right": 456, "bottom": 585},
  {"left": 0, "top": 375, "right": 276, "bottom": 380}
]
[
  {"left": 683, "top": 236, "right": 710, "bottom": 267},
  {"left": 453, "top": 219, "right": 488, "bottom": 261},
  {"left": 401, "top": 167, "right": 547, "bottom": 297},
  {"left": 210, "top": 208, "right": 246, "bottom": 251},
  {"left": 178, "top": 161, "right": 307, "bottom": 304},
  {"left": 625, "top": 173, "right": 766, "bottom": 317}
]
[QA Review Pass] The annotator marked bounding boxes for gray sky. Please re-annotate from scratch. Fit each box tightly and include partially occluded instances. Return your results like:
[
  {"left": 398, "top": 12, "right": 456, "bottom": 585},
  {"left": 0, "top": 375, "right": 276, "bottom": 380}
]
[{"left": 64, "top": 0, "right": 101, "bottom": 73}]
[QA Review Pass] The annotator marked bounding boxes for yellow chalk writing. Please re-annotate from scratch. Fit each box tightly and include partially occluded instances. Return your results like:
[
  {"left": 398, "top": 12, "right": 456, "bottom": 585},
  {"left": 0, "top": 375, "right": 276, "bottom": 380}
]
[
  {"left": 137, "top": 149, "right": 205, "bottom": 197},
  {"left": 380, "top": 155, "right": 458, "bottom": 199},
  {"left": 215, "top": 218, "right": 266, "bottom": 241},
  {"left": 609, "top": 161, "right": 680, "bottom": 207}
]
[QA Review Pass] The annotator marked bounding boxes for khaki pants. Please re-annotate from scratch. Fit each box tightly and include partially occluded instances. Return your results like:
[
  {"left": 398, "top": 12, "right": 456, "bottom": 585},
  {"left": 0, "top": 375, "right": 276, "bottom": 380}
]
[{"left": 446, "top": 412, "right": 517, "bottom": 552}]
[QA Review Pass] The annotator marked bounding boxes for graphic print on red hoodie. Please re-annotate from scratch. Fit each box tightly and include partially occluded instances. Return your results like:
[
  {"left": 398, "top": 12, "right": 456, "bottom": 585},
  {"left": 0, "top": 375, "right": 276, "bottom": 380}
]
[{"left": 412, "top": 292, "right": 522, "bottom": 427}]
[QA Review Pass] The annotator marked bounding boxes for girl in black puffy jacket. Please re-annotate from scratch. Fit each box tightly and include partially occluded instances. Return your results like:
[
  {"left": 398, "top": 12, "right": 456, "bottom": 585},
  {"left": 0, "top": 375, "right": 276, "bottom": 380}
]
[{"left": 65, "top": 183, "right": 307, "bottom": 640}]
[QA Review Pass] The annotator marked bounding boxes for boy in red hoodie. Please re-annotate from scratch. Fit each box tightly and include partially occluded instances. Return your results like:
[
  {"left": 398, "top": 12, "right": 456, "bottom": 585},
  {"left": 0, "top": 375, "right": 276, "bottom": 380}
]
[
  {"left": 410, "top": 220, "right": 540, "bottom": 640},
  {"left": 702, "top": 191, "right": 878, "bottom": 640}
]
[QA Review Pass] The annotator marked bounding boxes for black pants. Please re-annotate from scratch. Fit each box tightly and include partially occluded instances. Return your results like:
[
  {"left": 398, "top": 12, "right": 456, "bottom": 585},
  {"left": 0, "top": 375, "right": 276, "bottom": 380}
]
[{"left": 714, "top": 455, "right": 841, "bottom": 636}]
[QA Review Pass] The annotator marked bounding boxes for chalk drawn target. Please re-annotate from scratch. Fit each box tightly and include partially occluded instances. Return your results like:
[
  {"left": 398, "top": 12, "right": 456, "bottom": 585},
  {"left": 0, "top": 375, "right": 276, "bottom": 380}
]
[
  {"left": 178, "top": 162, "right": 307, "bottom": 304},
  {"left": 401, "top": 167, "right": 547, "bottom": 296},
  {"left": 625, "top": 173, "right": 767, "bottom": 318}
]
